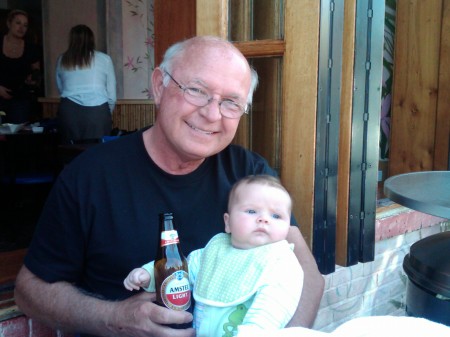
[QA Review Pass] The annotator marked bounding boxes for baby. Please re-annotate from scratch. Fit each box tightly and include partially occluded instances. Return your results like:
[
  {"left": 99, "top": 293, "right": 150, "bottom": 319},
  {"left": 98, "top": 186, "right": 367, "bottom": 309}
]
[{"left": 124, "top": 174, "right": 304, "bottom": 336}]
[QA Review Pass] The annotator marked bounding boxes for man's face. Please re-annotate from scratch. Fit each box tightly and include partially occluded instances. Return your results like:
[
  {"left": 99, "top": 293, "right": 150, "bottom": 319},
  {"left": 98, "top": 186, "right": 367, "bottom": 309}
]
[{"left": 153, "top": 44, "right": 251, "bottom": 163}]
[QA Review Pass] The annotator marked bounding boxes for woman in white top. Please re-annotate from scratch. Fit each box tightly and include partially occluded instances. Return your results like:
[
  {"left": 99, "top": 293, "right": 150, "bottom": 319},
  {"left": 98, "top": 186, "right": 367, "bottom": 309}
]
[{"left": 56, "top": 24, "right": 116, "bottom": 144}]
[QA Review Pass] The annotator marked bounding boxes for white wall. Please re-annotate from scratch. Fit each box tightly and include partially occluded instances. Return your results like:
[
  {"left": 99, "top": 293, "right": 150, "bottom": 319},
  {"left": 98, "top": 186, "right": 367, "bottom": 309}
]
[
  {"left": 41, "top": 0, "right": 106, "bottom": 97},
  {"left": 41, "top": 0, "right": 155, "bottom": 100}
]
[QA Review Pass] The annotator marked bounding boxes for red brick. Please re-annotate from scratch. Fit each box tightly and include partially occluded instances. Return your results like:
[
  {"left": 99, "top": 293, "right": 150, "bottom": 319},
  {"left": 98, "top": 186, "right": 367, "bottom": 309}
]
[
  {"left": 0, "top": 316, "right": 29, "bottom": 337},
  {"left": 30, "top": 318, "right": 59, "bottom": 337},
  {"left": 0, "top": 316, "right": 74, "bottom": 337}
]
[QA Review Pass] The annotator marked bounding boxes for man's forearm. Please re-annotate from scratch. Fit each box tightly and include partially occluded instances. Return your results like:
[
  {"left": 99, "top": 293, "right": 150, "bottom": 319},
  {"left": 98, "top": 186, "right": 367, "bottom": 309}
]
[
  {"left": 288, "top": 266, "right": 324, "bottom": 327},
  {"left": 286, "top": 226, "right": 324, "bottom": 328},
  {"left": 14, "top": 266, "right": 116, "bottom": 336}
]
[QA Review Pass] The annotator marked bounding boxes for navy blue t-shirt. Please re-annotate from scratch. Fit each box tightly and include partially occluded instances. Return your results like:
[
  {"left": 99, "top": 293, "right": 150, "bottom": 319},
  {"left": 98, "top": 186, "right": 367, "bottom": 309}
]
[{"left": 25, "top": 129, "right": 289, "bottom": 301}]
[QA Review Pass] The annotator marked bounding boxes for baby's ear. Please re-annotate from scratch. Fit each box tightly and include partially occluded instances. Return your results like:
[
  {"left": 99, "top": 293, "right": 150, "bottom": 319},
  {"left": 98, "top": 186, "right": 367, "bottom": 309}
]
[{"left": 223, "top": 213, "right": 231, "bottom": 233}]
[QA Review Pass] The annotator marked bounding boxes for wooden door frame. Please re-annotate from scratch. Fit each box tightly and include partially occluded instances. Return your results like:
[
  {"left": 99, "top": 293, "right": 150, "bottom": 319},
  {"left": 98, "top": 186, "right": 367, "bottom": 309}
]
[{"left": 196, "top": 0, "right": 320, "bottom": 246}]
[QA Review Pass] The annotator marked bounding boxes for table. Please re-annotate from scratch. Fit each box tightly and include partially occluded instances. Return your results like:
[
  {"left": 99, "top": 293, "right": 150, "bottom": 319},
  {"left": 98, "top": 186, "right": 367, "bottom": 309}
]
[{"left": 384, "top": 171, "right": 450, "bottom": 219}]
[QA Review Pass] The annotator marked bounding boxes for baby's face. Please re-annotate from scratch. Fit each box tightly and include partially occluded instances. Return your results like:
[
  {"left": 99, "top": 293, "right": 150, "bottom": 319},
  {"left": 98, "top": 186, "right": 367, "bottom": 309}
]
[{"left": 224, "top": 183, "right": 291, "bottom": 249}]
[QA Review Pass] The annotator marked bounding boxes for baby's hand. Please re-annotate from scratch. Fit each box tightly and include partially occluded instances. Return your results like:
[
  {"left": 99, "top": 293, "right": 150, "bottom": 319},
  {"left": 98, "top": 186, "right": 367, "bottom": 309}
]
[{"left": 123, "top": 268, "right": 151, "bottom": 291}]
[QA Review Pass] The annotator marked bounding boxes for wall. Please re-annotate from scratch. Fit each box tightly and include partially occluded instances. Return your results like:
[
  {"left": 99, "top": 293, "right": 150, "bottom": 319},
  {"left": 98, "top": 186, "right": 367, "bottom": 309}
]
[
  {"left": 42, "top": 0, "right": 155, "bottom": 100},
  {"left": 108, "top": 0, "right": 155, "bottom": 99},
  {"left": 313, "top": 206, "right": 448, "bottom": 332},
  {"left": 41, "top": 0, "right": 106, "bottom": 97}
]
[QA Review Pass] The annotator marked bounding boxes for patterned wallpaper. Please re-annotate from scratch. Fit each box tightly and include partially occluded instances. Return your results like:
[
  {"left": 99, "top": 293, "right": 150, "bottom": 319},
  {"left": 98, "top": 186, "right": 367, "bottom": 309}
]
[
  {"left": 121, "top": 0, "right": 155, "bottom": 99},
  {"left": 107, "top": 0, "right": 155, "bottom": 100}
]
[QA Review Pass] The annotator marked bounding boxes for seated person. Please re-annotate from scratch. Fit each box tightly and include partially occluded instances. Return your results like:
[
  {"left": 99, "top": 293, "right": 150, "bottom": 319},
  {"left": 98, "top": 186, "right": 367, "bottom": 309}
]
[{"left": 14, "top": 35, "right": 324, "bottom": 337}]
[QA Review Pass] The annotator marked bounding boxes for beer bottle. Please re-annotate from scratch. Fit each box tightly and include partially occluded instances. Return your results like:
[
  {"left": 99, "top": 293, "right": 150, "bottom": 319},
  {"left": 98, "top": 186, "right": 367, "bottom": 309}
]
[{"left": 154, "top": 212, "right": 191, "bottom": 313}]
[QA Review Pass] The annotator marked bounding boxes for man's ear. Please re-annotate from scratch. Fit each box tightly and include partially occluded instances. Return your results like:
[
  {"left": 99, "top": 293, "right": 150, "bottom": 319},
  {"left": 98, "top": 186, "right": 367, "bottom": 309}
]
[
  {"left": 224, "top": 213, "right": 231, "bottom": 233},
  {"left": 152, "top": 67, "right": 164, "bottom": 105}
]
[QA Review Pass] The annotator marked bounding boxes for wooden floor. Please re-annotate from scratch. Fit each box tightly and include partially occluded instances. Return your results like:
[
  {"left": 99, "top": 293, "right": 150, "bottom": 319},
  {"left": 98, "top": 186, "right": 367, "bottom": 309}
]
[
  {"left": 0, "top": 249, "right": 26, "bottom": 285},
  {"left": 0, "top": 249, "right": 26, "bottom": 321}
]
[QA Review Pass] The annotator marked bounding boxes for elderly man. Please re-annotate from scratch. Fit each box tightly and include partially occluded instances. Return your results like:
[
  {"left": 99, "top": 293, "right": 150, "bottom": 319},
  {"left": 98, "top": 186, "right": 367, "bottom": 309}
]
[{"left": 14, "top": 36, "right": 324, "bottom": 337}]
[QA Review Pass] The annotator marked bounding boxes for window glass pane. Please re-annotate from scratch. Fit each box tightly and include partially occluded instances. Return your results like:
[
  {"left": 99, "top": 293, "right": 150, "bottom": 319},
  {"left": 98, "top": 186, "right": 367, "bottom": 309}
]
[
  {"left": 234, "top": 57, "right": 283, "bottom": 171},
  {"left": 229, "top": 0, "right": 284, "bottom": 41}
]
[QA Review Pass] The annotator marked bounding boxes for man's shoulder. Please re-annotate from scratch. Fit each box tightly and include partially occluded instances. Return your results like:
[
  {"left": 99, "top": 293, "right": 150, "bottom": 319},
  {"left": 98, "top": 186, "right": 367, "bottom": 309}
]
[
  {"left": 219, "top": 144, "right": 267, "bottom": 162},
  {"left": 215, "top": 144, "right": 274, "bottom": 177}
]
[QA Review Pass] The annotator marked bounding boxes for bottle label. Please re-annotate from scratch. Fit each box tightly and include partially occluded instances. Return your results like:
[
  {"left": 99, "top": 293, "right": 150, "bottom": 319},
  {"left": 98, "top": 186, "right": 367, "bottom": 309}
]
[
  {"left": 160, "top": 230, "right": 180, "bottom": 247},
  {"left": 161, "top": 270, "right": 191, "bottom": 311}
]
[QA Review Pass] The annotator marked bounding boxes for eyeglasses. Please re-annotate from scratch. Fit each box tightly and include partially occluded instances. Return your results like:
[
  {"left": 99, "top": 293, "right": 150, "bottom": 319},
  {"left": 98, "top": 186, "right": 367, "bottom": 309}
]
[{"left": 164, "top": 71, "right": 249, "bottom": 119}]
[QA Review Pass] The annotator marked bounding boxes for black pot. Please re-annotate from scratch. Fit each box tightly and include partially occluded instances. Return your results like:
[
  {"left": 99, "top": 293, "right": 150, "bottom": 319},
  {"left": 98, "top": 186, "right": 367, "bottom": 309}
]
[{"left": 403, "top": 231, "right": 450, "bottom": 326}]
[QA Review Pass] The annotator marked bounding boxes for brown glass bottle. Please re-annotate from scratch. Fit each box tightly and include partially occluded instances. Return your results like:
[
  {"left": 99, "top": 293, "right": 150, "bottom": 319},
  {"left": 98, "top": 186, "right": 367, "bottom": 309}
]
[{"left": 154, "top": 212, "right": 192, "bottom": 328}]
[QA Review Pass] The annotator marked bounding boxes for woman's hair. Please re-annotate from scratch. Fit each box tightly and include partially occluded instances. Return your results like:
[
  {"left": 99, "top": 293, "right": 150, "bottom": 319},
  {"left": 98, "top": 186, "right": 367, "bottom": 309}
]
[
  {"left": 227, "top": 175, "right": 292, "bottom": 212},
  {"left": 159, "top": 36, "right": 258, "bottom": 105},
  {"left": 7, "top": 9, "right": 29, "bottom": 24},
  {"left": 61, "top": 25, "right": 95, "bottom": 70}
]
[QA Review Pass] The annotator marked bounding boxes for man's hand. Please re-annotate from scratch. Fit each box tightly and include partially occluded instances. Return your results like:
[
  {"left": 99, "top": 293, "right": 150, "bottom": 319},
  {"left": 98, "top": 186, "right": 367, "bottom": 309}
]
[
  {"left": 0, "top": 85, "right": 12, "bottom": 99},
  {"left": 108, "top": 292, "right": 195, "bottom": 337},
  {"left": 286, "top": 226, "right": 324, "bottom": 328},
  {"left": 14, "top": 266, "right": 194, "bottom": 337}
]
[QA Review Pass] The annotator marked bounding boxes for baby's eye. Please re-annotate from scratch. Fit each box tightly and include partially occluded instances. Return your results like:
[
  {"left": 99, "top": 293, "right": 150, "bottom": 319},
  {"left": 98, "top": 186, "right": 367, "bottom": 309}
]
[
  {"left": 245, "top": 209, "right": 256, "bottom": 214},
  {"left": 272, "top": 213, "right": 281, "bottom": 219}
]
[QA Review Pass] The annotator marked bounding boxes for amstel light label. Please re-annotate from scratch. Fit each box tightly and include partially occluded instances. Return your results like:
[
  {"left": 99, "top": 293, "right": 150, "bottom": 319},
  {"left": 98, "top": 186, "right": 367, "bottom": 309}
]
[
  {"left": 161, "top": 270, "right": 191, "bottom": 311},
  {"left": 160, "top": 230, "right": 180, "bottom": 247}
]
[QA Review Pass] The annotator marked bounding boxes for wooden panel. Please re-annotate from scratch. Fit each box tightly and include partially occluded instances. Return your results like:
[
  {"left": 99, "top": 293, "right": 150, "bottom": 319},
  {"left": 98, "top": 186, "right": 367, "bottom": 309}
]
[
  {"left": 389, "top": 0, "right": 443, "bottom": 176},
  {"left": 196, "top": 0, "right": 228, "bottom": 37},
  {"left": 336, "top": 0, "right": 357, "bottom": 266},
  {"left": 0, "top": 249, "right": 26, "bottom": 285},
  {"left": 251, "top": 58, "right": 282, "bottom": 169},
  {"left": 281, "top": 0, "right": 320, "bottom": 247},
  {"left": 234, "top": 40, "right": 285, "bottom": 57},
  {"left": 112, "top": 102, "right": 155, "bottom": 131},
  {"left": 434, "top": 0, "right": 450, "bottom": 169},
  {"left": 38, "top": 98, "right": 156, "bottom": 131},
  {"left": 229, "top": 0, "right": 252, "bottom": 40},
  {"left": 154, "top": 0, "right": 196, "bottom": 66}
]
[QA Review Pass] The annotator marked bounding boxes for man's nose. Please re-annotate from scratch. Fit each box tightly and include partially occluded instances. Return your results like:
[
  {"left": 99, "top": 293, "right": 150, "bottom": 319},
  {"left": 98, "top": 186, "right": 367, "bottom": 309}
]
[{"left": 200, "top": 97, "right": 222, "bottom": 121}]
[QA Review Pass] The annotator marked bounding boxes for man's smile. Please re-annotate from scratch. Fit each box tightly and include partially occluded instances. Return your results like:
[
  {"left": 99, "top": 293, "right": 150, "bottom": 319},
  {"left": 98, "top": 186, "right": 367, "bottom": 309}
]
[{"left": 186, "top": 121, "right": 216, "bottom": 135}]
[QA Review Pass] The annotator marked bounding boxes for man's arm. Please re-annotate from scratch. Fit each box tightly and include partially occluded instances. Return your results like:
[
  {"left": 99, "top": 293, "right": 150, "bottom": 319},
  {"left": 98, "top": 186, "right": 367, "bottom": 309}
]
[
  {"left": 14, "top": 266, "right": 194, "bottom": 337},
  {"left": 286, "top": 226, "right": 324, "bottom": 328}
]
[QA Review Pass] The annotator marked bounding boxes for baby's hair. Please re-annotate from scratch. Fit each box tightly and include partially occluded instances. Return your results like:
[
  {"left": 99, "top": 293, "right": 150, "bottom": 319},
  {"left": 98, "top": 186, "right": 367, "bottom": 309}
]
[{"left": 227, "top": 174, "right": 292, "bottom": 211}]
